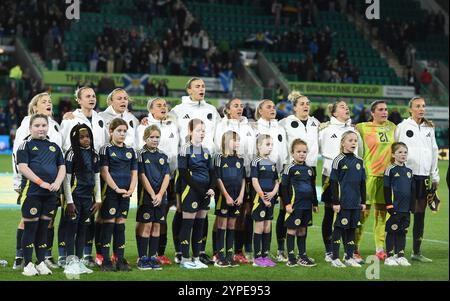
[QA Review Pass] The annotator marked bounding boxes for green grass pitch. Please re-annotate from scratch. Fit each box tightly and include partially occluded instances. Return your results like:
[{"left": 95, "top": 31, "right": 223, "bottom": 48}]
[{"left": 0, "top": 155, "right": 448, "bottom": 281}]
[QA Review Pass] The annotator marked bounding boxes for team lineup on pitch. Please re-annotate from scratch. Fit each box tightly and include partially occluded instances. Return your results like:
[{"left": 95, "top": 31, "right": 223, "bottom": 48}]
[{"left": 0, "top": 0, "right": 448, "bottom": 282}]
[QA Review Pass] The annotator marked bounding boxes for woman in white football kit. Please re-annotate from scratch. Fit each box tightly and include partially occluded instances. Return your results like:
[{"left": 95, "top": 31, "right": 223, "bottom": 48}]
[
  {"left": 253, "top": 99, "right": 288, "bottom": 173},
  {"left": 99, "top": 88, "right": 139, "bottom": 150},
  {"left": 253, "top": 99, "right": 288, "bottom": 261},
  {"left": 279, "top": 91, "right": 320, "bottom": 262},
  {"left": 169, "top": 77, "right": 221, "bottom": 265},
  {"left": 394, "top": 96, "right": 439, "bottom": 263},
  {"left": 94, "top": 88, "right": 139, "bottom": 266},
  {"left": 137, "top": 97, "right": 179, "bottom": 264},
  {"left": 60, "top": 86, "right": 107, "bottom": 267},
  {"left": 319, "top": 99, "right": 361, "bottom": 263},
  {"left": 213, "top": 98, "right": 256, "bottom": 263},
  {"left": 279, "top": 91, "right": 320, "bottom": 168},
  {"left": 12, "top": 92, "right": 63, "bottom": 270},
  {"left": 60, "top": 87, "right": 107, "bottom": 153}
]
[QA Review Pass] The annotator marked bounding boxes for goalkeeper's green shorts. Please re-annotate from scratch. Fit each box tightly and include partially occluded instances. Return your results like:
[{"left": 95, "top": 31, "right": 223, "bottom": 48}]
[{"left": 366, "top": 176, "right": 385, "bottom": 205}]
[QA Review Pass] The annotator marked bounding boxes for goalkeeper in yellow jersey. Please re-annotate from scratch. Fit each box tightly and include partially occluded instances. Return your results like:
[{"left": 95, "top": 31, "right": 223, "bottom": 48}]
[{"left": 355, "top": 100, "right": 396, "bottom": 262}]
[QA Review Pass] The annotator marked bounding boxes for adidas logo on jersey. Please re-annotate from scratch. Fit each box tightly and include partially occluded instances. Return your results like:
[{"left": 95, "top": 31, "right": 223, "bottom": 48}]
[
  {"left": 394, "top": 173, "right": 400, "bottom": 177},
  {"left": 169, "top": 133, "right": 174, "bottom": 138},
  {"left": 311, "top": 122, "right": 316, "bottom": 126},
  {"left": 331, "top": 134, "right": 338, "bottom": 138},
  {"left": 342, "top": 165, "right": 348, "bottom": 169},
  {"left": 145, "top": 159, "right": 150, "bottom": 164},
  {"left": 223, "top": 163, "right": 229, "bottom": 168},
  {"left": 260, "top": 166, "right": 266, "bottom": 171},
  {"left": 426, "top": 132, "right": 431, "bottom": 137},
  {"left": 32, "top": 146, "right": 39, "bottom": 151},
  {"left": 183, "top": 114, "right": 190, "bottom": 119},
  {"left": 295, "top": 171, "right": 300, "bottom": 175},
  {"left": 247, "top": 131, "right": 252, "bottom": 136},
  {"left": 111, "top": 152, "right": 117, "bottom": 157}
]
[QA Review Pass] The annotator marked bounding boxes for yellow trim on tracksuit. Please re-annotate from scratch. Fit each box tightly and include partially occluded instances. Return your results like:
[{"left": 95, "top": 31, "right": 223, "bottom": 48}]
[
  {"left": 285, "top": 186, "right": 295, "bottom": 221},
  {"left": 139, "top": 187, "right": 144, "bottom": 206},
  {"left": 20, "top": 180, "right": 30, "bottom": 204},
  {"left": 181, "top": 186, "right": 190, "bottom": 203},
  {"left": 252, "top": 193, "right": 260, "bottom": 212},
  {"left": 217, "top": 194, "right": 223, "bottom": 209},
  {"left": 71, "top": 175, "right": 77, "bottom": 193},
  {"left": 101, "top": 183, "right": 107, "bottom": 202}
]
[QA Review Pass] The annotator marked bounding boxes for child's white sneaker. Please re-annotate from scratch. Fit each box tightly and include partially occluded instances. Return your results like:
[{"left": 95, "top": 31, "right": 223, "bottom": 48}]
[
  {"left": 331, "top": 258, "right": 346, "bottom": 268},
  {"left": 343, "top": 258, "right": 362, "bottom": 267},
  {"left": 22, "top": 262, "right": 38, "bottom": 276},
  {"left": 384, "top": 256, "right": 399, "bottom": 266},
  {"left": 395, "top": 255, "right": 411, "bottom": 266},
  {"left": 35, "top": 261, "right": 52, "bottom": 275}
]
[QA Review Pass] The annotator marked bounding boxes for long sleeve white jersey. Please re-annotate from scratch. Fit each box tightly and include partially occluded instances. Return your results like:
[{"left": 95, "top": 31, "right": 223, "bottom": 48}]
[
  {"left": 60, "top": 109, "right": 107, "bottom": 153},
  {"left": 99, "top": 105, "right": 139, "bottom": 150},
  {"left": 279, "top": 114, "right": 320, "bottom": 167},
  {"left": 253, "top": 118, "right": 288, "bottom": 173},
  {"left": 394, "top": 117, "right": 440, "bottom": 182},
  {"left": 214, "top": 116, "right": 256, "bottom": 177},
  {"left": 169, "top": 96, "right": 221, "bottom": 154},
  {"left": 12, "top": 116, "right": 63, "bottom": 191},
  {"left": 319, "top": 116, "right": 361, "bottom": 177},
  {"left": 137, "top": 113, "right": 180, "bottom": 176}
]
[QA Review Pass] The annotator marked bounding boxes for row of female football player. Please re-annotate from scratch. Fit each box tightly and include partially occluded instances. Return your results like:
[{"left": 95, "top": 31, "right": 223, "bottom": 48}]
[{"left": 12, "top": 77, "right": 440, "bottom": 275}]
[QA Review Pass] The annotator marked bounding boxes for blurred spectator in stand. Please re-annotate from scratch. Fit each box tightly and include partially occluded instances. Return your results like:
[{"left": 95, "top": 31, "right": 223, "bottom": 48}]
[
  {"left": 89, "top": 47, "right": 99, "bottom": 72},
  {"left": 388, "top": 108, "right": 403, "bottom": 125},
  {"left": 272, "top": 0, "right": 282, "bottom": 27},
  {"left": 97, "top": 74, "right": 116, "bottom": 94},
  {"left": 219, "top": 63, "right": 233, "bottom": 94},
  {"left": 200, "top": 30, "right": 210, "bottom": 58},
  {"left": 198, "top": 58, "right": 212, "bottom": 77},
  {"left": 182, "top": 30, "right": 192, "bottom": 57},
  {"left": 405, "top": 43, "right": 416, "bottom": 67},
  {"left": 188, "top": 60, "right": 199, "bottom": 76},
  {"left": 420, "top": 68, "right": 432, "bottom": 88},
  {"left": 169, "top": 47, "right": 183, "bottom": 75},
  {"left": 149, "top": 50, "right": 158, "bottom": 74},
  {"left": 157, "top": 79, "right": 169, "bottom": 97},
  {"left": 0, "top": 107, "right": 7, "bottom": 135},
  {"left": 312, "top": 104, "right": 327, "bottom": 122},
  {"left": 145, "top": 79, "right": 158, "bottom": 96},
  {"left": 106, "top": 46, "right": 115, "bottom": 74},
  {"left": 405, "top": 66, "right": 420, "bottom": 94},
  {"left": 274, "top": 83, "right": 284, "bottom": 103}
]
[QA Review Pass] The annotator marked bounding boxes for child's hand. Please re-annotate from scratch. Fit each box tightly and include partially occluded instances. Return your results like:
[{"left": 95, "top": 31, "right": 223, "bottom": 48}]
[
  {"left": 66, "top": 203, "right": 78, "bottom": 218},
  {"left": 152, "top": 194, "right": 162, "bottom": 207},
  {"left": 313, "top": 206, "right": 319, "bottom": 213},
  {"left": 360, "top": 204, "right": 366, "bottom": 211},
  {"left": 225, "top": 195, "right": 234, "bottom": 206},
  {"left": 206, "top": 189, "right": 215, "bottom": 197},
  {"left": 40, "top": 182, "right": 51, "bottom": 191},
  {"left": 49, "top": 182, "right": 61, "bottom": 192},
  {"left": 266, "top": 191, "right": 276, "bottom": 201},
  {"left": 90, "top": 202, "right": 100, "bottom": 215},
  {"left": 285, "top": 204, "right": 293, "bottom": 214},
  {"left": 263, "top": 200, "right": 272, "bottom": 207},
  {"left": 234, "top": 196, "right": 243, "bottom": 206},
  {"left": 333, "top": 204, "right": 341, "bottom": 213}
]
